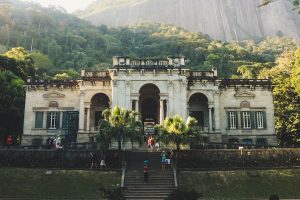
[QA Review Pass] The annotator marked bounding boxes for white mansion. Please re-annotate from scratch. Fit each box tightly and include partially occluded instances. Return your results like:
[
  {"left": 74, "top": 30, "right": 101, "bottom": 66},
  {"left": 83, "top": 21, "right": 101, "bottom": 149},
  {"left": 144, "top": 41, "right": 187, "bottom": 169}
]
[{"left": 22, "top": 56, "right": 277, "bottom": 146}]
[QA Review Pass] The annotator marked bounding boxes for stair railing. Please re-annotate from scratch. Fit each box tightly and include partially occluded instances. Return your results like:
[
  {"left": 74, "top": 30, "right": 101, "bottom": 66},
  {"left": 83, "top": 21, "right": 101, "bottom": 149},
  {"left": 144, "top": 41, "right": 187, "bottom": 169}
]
[
  {"left": 173, "top": 167, "right": 178, "bottom": 188},
  {"left": 121, "top": 166, "right": 126, "bottom": 188}
]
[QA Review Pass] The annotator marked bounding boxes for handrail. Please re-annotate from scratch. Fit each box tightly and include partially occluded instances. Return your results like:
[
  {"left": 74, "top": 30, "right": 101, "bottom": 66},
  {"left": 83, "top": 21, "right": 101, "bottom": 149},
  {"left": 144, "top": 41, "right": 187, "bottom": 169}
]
[
  {"left": 173, "top": 167, "right": 178, "bottom": 188},
  {"left": 121, "top": 166, "right": 126, "bottom": 188}
]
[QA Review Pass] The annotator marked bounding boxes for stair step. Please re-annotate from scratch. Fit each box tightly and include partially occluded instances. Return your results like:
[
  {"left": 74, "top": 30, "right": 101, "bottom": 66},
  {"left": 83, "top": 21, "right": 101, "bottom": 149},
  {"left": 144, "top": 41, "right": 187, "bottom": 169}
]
[
  {"left": 124, "top": 151, "right": 175, "bottom": 199},
  {"left": 124, "top": 188, "right": 174, "bottom": 191},
  {"left": 124, "top": 195, "right": 169, "bottom": 198}
]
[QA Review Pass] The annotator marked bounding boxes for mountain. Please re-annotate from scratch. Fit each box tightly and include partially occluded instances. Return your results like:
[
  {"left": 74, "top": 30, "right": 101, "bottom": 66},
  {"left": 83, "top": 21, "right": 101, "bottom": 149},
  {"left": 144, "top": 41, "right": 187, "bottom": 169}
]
[
  {"left": 76, "top": 0, "right": 300, "bottom": 41},
  {"left": 0, "top": 0, "right": 299, "bottom": 78}
]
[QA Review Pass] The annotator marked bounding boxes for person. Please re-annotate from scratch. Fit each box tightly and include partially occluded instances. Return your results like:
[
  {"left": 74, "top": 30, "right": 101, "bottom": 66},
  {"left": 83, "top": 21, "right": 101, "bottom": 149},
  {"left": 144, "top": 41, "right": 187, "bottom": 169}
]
[
  {"left": 90, "top": 152, "right": 97, "bottom": 169},
  {"left": 161, "top": 151, "right": 167, "bottom": 170},
  {"left": 166, "top": 151, "right": 171, "bottom": 169},
  {"left": 147, "top": 137, "right": 152, "bottom": 149},
  {"left": 6, "top": 135, "right": 13, "bottom": 148},
  {"left": 150, "top": 137, "right": 155, "bottom": 150},
  {"left": 143, "top": 164, "right": 149, "bottom": 183},
  {"left": 155, "top": 141, "right": 160, "bottom": 151},
  {"left": 54, "top": 135, "right": 62, "bottom": 149},
  {"left": 144, "top": 157, "right": 149, "bottom": 167},
  {"left": 100, "top": 157, "right": 107, "bottom": 169}
]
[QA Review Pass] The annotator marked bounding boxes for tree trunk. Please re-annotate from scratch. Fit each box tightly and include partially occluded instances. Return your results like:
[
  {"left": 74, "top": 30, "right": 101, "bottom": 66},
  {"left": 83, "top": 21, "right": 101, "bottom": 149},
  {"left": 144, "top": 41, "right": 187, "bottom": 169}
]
[
  {"left": 117, "top": 130, "right": 121, "bottom": 151},
  {"left": 176, "top": 141, "right": 180, "bottom": 151}
]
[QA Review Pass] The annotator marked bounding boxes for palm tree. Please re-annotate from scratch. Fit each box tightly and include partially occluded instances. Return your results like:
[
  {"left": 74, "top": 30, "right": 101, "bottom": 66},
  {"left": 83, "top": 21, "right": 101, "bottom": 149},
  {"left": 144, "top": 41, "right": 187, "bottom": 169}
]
[
  {"left": 98, "top": 106, "right": 142, "bottom": 151},
  {"left": 156, "top": 115, "right": 198, "bottom": 151}
]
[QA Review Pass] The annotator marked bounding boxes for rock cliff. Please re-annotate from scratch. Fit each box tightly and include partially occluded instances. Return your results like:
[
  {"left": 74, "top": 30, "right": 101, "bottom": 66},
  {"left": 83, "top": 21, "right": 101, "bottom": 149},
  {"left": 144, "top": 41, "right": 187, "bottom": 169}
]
[{"left": 76, "top": 0, "right": 300, "bottom": 41}]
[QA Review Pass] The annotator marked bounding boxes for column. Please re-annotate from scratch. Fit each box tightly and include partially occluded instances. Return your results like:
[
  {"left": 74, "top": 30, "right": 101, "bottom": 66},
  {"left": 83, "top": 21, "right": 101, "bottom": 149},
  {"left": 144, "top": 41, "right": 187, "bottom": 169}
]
[
  {"left": 165, "top": 100, "right": 169, "bottom": 117},
  {"left": 86, "top": 107, "right": 90, "bottom": 131},
  {"left": 126, "top": 81, "right": 131, "bottom": 109},
  {"left": 160, "top": 100, "right": 164, "bottom": 124},
  {"left": 168, "top": 81, "right": 173, "bottom": 116},
  {"left": 180, "top": 80, "right": 188, "bottom": 120},
  {"left": 111, "top": 80, "right": 118, "bottom": 108},
  {"left": 214, "top": 91, "right": 221, "bottom": 132},
  {"left": 208, "top": 106, "right": 213, "bottom": 133},
  {"left": 135, "top": 99, "right": 139, "bottom": 121},
  {"left": 79, "top": 91, "right": 85, "bottom": 131}
]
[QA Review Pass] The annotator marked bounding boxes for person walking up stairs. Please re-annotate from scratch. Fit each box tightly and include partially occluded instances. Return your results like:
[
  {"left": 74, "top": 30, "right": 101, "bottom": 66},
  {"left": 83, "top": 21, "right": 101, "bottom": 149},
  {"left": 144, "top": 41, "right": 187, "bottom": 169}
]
[{"left": 124, "top": 151, "right": 176, "bottom": 200}]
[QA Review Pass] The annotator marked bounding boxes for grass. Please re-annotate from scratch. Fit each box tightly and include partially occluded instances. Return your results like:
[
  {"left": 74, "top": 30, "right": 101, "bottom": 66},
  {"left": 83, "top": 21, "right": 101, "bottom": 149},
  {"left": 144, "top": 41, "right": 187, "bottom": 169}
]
[
  {"left": 0, "top": 168, "right": 121, "bottom": 199},
  {"left": 178, "top": 169, "right": 300, "bottom": 199}
]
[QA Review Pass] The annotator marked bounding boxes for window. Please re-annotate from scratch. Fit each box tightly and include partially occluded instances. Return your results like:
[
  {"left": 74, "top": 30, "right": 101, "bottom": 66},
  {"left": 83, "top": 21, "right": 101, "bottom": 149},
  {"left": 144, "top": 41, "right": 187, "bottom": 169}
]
[
  {"left": 242, "top": 139, "right": 253, "bottom": 145},
  {"left": 47, "top": 112, "right": 60, "bottom": 129},
  {"left": 35, "top": 112, "right": 44, "bottom": 128},
  {"left": 241, "top": 111, "right": 251, "bottom": 129},
  {"left": 256, "top": 138, "right": 267, "bottom": 147},
  {"left": 256, "top": 111, "right": 265, "bottom": 129},
  {"left": 228, "top": 111, "right": 237, "bottom": 129}
]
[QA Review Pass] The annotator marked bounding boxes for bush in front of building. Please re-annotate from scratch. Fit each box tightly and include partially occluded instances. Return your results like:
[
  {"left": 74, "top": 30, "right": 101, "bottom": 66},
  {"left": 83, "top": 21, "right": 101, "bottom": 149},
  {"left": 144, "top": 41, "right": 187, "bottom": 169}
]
[
  {"left": 175, "top": 149, "right": 300, "bottom": 169},
  {"left": 0, "top": 149, "right": 124, "bottom": 169}
]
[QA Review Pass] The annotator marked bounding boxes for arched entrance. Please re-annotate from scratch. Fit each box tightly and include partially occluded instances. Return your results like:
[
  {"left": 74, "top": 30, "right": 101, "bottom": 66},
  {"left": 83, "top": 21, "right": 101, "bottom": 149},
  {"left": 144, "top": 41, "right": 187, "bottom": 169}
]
[
  {"left": 189, "top": 93, "right": 208, "bottom": 128},
  {"left": 90, "top": 93, "right": 110, "bottom": 129},
  {"left": 139, "top": 84, "right": 160, "bottom": 134}
]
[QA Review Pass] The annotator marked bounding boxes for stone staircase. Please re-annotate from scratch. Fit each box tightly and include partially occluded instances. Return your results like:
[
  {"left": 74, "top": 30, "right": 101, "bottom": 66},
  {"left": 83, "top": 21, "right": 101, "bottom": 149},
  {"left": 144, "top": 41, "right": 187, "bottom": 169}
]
[{"left": 124, "top": 151, "right": 175, "bottom": 200}]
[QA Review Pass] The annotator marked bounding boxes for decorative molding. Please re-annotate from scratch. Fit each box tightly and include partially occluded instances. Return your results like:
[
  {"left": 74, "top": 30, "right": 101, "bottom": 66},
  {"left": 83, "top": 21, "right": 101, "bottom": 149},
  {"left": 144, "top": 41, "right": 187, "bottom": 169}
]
[
  {"left": 234, "top": 90, "right": 255, "bottom": 98},
  {"left": 33, "top": 107, "right": 49, "bottom": 111},
  {"left": 168, "top": 80, "right": 174, "bottom": 87},
  {"left": 49, "top": 101, "right": 59, "bottom": 108},
  {"left": 112, "top": 80, "right": 118, "bottom": 86},
  {"left": 43, "top": 91, "right": 65, "bottom": 99},
  {"left": 126, "top": 80, "right": 131, "bottom": 86},
  {"left": 240, "top": 101, "right": 250, "bottom": 108}
]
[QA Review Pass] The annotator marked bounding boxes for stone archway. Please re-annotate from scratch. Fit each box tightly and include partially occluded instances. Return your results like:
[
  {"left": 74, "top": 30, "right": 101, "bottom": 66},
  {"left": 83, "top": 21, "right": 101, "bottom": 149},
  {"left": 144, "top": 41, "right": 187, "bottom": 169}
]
[
  {"left": 139, "top": 84, "right": 161, "bottom": 134},
  {"left": 189, "top": 93, "right": 209, "bottom": 127},
  {"left": 90, "top": 93, "right": 110, "bottom": 129}
]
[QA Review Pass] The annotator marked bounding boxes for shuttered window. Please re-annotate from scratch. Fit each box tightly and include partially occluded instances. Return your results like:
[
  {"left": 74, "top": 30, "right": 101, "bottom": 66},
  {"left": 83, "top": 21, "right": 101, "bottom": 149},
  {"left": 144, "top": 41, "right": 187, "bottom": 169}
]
[
  {"left": 35, "top": 112, "right": 44, "bottom": 128},
  {"left": 47, "top": 112, "right": 60, "bottom": 129},
  {"left": 241, "top": 111, "right": 251, "bottom": 129},
  {"left": 256, "top": 111, "right": 267, "bottom": 129},
  {"left": 228, "top": 111, "right": 238, "bottom": 129}
]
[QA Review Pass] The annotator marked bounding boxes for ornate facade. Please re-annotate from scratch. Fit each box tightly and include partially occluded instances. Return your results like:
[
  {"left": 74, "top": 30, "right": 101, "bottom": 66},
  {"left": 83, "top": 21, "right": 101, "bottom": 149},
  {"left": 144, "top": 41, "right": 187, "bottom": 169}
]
[{"left": 22, "top": 56, "right": 277, "bottom": 146}]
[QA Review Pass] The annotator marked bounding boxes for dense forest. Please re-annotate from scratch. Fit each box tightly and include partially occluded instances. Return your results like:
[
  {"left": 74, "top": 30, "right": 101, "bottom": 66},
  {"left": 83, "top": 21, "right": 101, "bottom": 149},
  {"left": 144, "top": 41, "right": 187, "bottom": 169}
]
[{"left": 0, "top": 0, "right": 299, "bottom": 146}]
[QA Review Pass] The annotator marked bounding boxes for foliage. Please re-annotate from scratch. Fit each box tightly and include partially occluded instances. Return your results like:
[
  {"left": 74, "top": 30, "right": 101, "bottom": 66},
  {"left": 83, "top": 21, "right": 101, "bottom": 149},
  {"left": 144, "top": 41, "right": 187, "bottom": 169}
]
[
  {"left": 30, "top": 52, "right": 54, "bottom": 74},
  {"left": 0, "top": 168, "right": 121, "bottom": 199},
  {"left": 177, "top": 149, "right": 300, "bottom": 169},
  {"left": 0, "top": 54, "right": 28, "bottom": 144},
  {"left": 178, "top": 169, "right": 300, "bottom": 199},
  {"left": 259, "top": 0, "right": 300, "bottom": 13},
  {"left": 1, "top": 1, "right": 299, "bottom": 78},
  {"left": 165, "top": 188, "right": 203, "bottom": 200},
  {"left": 97, "top": 106, "right": 142, "bottom": 151},
  {"left": 0, "top": 0, "right": 300, "bottom": 146},
  {"left": 156, "top": 115, "right": 198, "bottom": 150},
  {"left": 98, "top": 185, "right": 125, "bottom": 200},
  {"left": 260, "top": 49, "right": 300, "bottom": 146}
]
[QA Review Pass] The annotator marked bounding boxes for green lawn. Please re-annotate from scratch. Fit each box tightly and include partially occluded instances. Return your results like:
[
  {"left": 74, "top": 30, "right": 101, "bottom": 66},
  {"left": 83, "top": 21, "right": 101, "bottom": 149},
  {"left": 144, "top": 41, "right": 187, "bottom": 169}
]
[
  {"left": 178, "top": 169, "right": 300, "bottom": 199},
  {"left": 0, "top": 168, "right": 121, "bottom": 199}
]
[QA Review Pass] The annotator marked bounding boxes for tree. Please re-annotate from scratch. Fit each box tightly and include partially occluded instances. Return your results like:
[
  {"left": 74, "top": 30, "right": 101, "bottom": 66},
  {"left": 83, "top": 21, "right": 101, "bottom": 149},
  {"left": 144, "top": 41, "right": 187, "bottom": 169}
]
[
  {"left": 259, "top": 0, "right": 300, "bottom": 13},
  {"left": 3, "top": 47, "right": 35, "bottom": 79},
  {"left": 0, "top": 70, "right": 25, "bottom": 144},
  {"left": 30, "top": 52, "right": 54, "bottom": 75},
  {"left": 156, "top": 115, "right": 198, "bottom": 151},
  {"left": 97, "top": 106, "right": 142, "bottom": 151},
  {"left": 260, "top": 49, "right": 300, "bottom": 146}
]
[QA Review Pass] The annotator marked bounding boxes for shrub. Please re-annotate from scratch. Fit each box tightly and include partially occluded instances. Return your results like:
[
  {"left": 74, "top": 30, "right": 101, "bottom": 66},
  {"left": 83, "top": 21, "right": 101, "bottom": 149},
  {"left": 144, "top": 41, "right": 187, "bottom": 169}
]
[{"left": 165, "top": 188, "right": 202, "bottom": 200}]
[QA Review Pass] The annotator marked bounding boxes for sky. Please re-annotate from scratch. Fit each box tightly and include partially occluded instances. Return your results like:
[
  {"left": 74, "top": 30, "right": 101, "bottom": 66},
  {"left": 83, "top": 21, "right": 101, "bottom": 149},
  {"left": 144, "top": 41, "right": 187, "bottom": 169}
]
[{"left": 23, "top": 0, "right": 97, "bottom": 13}]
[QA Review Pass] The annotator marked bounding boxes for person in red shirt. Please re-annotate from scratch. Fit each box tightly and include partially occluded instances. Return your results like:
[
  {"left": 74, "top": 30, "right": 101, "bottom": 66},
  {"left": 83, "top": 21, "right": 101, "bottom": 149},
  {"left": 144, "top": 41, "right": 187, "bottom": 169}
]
[
  {"left": 6, "top": 135, "right": 13, "bottom": 148},
  {"left": 143, "top": 164, "right": 149, "bottom": 183}
]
